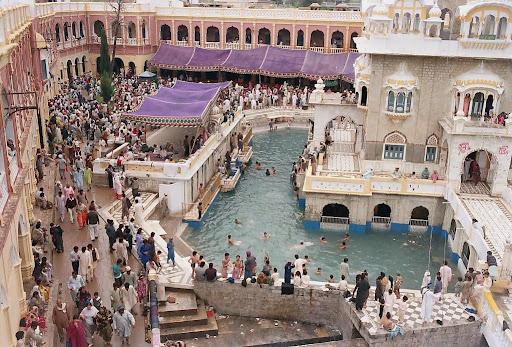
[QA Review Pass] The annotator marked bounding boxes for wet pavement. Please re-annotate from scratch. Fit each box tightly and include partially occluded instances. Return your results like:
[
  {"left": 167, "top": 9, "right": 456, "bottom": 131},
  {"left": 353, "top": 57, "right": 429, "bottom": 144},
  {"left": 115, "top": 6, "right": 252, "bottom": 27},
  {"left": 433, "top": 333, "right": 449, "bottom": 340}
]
[{"left": 32, "top": 164, "right": 149, "bottom": 347}]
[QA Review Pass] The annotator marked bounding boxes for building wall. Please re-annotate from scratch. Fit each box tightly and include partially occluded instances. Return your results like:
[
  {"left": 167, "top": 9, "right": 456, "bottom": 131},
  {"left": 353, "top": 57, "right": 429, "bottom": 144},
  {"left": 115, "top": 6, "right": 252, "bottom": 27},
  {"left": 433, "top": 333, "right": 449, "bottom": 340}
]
[{"left": 364, "top": 55, "right": 512, "bottom": 163}]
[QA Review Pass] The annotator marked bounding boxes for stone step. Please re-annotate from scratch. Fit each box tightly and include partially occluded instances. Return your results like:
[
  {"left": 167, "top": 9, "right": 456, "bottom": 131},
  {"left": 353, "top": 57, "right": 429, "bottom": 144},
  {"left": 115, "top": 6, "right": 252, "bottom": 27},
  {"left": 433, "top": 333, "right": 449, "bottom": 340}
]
[
  {"left": 158, "top": 290, "right": 198, "bottom": 317},
  {"left": 159, "top": 300, "right": 208, "bottom": 329},
  {"left": 160, "top": 314, "right": 218, "bottom": 341},
  {"left": 143, "top": 196, "right": 160, "bottom": 220}
]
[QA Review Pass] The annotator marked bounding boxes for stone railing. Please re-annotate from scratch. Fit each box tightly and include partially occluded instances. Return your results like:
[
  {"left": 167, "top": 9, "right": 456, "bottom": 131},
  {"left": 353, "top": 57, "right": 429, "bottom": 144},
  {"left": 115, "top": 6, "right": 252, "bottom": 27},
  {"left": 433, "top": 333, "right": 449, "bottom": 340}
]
[
  {"left": 0, "top": 5, "right": 29, "bottom": 44},
  {"left": 304, "top": 166, "right": 448, "bottom": 197},
  {"left": 481, "top": 290, "right": 512, "bottom": 347},
  {"left": 445, "top": 186, "right": 490, "bottom": 261},
  {"left": 155, "top": 7, "right": 363, "bottom": 23},
  {"left": 9, "top": 159, "right": 19, "bottom": 185},
  {"left": 0, "top": 172, "right": 8, "bottom": 214},
  {"left": 205, "top": 41, "right": 220, "bottom": 49}
]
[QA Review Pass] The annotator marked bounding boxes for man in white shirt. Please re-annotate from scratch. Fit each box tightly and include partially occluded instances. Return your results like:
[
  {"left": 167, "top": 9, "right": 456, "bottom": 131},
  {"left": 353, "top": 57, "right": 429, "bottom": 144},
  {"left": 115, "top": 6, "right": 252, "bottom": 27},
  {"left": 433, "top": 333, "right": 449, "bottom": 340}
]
[
  {"left": 339, "top": 275, "right": 348, "bottom": 291},
  {"left": 294, "top": 254, "right": 306, "bottom": 275},
  {"left": 301, "top": 270, "right": 310, "bottom": 287},
  {"left": 270, "top": 268, "right": 279, "bottom": 285},
  {"left": 80, "top": 301, "right": 99, "bottom": 346}
]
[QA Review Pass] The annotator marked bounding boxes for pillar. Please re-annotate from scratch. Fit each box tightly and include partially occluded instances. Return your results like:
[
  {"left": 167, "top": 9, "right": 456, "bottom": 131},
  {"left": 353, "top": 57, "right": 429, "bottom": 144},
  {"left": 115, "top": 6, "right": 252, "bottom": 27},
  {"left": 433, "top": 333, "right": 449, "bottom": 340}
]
[
  {"left": 305, "top": 24, "right": 309, "bottom": 49},
  {"left": 292, "top": 24, "right": 296, "bottom": 48},
  {"left": 456, "top": 91, "right": 465, "bottom": 117},
  {"left": 325, "top": 25, "right": 330, "bottom": 52},
  {"left": 271, "top": 23, "right": 276, "bottom": 46}
]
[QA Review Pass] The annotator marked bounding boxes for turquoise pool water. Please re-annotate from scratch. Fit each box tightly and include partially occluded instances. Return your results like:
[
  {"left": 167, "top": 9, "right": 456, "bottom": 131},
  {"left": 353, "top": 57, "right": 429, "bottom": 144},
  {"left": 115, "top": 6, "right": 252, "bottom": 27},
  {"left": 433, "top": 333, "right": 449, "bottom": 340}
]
[{"left": 187, "top": 129, "right": 456, "bottom": 288}]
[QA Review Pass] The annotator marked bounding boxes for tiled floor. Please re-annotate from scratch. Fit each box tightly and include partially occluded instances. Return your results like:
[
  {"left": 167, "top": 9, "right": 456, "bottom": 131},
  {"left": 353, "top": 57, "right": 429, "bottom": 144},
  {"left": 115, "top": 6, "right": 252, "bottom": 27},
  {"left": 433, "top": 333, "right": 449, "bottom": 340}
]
[
  {"left": 358, "top": 293, "right": 472, "bottom": 330},
  {"left": 330, "top": 128, "right": 356, "bottom": 143},
  {"left": 461, "top": 196, "right": 512, "bottom": 259},
  {"left": 460, "top": 182, "right": 491, "bottom": 195},
  {"left": 327, "top": 153, "right": 357, "bottom": 171}
]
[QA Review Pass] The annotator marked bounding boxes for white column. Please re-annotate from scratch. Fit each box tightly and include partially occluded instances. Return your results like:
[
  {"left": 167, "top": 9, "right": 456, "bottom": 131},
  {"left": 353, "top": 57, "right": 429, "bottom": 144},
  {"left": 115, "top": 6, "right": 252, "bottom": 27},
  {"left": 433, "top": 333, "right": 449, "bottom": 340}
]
[{"left": 456, "top": 92, "right": 465, "bottom": 117}]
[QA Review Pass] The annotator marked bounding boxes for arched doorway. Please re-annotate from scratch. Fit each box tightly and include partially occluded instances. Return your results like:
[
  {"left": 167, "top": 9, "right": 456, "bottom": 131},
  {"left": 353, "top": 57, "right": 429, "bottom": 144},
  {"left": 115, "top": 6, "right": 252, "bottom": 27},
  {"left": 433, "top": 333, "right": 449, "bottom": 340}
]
[
  {"left": 297, "top": 30, "right": 304, "bottom": 47},
  {"left": 55, "top": 23, "right": 61, "bottom": 42},
  {"left": 160, "top": 24, "right": 171, "bottom": 40},
  {"left": 462, "top": 150, "right": 493, "bottom": 191},
  {"left": 72, "top": 22, "right": 77, "bottom": 39},
  {"left": 245, "top": 28, "right": 252, "bottom": 44},
  {"left": 206, "top": 26, "right": 220, "bottom": 42},
  {"left": 127, "top": 22, "right": 136, "bottom": 39},
  {"left": 82, "top": 56, "right": 87, "bottom": 74},
  {"left": 113, "top": 57, "right": 124, "bottom": 75},
  {"left": 128, "top": 62, "right": 136, "bottom": 76},
  {"left": 194, "top": 26, "right": 200, "bottom": 42},
  {"left": 258, "top": 28, "right": 270, "bottom": 44},
  {"left": 93, "top": 20, "right": 104, "bottom": 37},
  {"left": 277, "top": 29, "right": 290, "bottom": 46},
  {"left": 178, "top": 25, "right": 188, "bottom": 42},
  {"left": 64, "top": 22, "right": 70, "bottom": 41},
  {"left": 350, "top": 32, "right": 358, "bottom": 49},
  {"left": 461, "top": 241, "right": 471, "bottom": 267},
  {"left": 373, "top": 203, "right": 391, "bottom": 228},
  {"left": 74, "top": 57, "right": 79, "bottom": 77},
  {"left": 310, "top": 30, "right": 324, "bottom": 48},
  {"left": 449, "top": 219, "right": 457, "bottom": 241},
  {"left": 226, "top": 27, "right": 239, "bottom": 43},
  {"left": 79, "top": 21, "right": 85, "bottom": 38},
  {"left": 66, "top": 60, "right": 73, "bottom": 80},
  {"left": 409, "top": 206, "right": 429, "bottom": 231},
  {"left": 361, "top": 86, "right": 368, "bottom": 106},
  {"left": 331, "top": 31, "right": 343, "bottom": 48},
  {"left": 321, "top": 203, "right": 349, "bottom": 230}
]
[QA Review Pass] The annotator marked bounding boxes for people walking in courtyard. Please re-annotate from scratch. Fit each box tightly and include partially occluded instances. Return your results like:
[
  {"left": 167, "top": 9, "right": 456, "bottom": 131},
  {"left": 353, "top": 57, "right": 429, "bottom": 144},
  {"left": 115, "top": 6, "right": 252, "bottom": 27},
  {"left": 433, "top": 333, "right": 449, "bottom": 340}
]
[
  {"left": 95, "top": 305, "right": 114, "bottom": 346},
  {"left": 439, "top": 261, "right": 452, "bottom": 294},
  {"left": 113, "top": 306, "right": 136, "bottom": 346}
]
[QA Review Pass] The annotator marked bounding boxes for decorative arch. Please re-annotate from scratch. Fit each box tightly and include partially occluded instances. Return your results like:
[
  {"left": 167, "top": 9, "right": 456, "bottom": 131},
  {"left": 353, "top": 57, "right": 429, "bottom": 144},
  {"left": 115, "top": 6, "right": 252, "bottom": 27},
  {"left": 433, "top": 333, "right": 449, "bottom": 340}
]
[
  {"left": 178, "top": 25, "right": 189, "bottom": 41},
  {"left": 160, "top": 24, "right": 171, "bottom": 40},
  {"left": 74, "top": 57, "right": 80, "bottom": 77},
  {"left": 55, "top": 23, "right": 61, "bottom": 42},
  {"left": 350, "top": 32, "right": 358, "bottom": 49},
  {"left": 373, "top": 203, "right": 391, "bottom": 217},
  {"left": 426, "top": 134, "right": 438, "bottom": 146},
  {"left": 226, "top": 26, "right": 239, "bottom": 43},
  {"left": 206, "top": 26, "right": 220, "bottom": 42},
  {"left": 297, "top": 29, "right": 304, "bottom": 46},
  {"left": 322, "top": 203, "right": 349, "bottom": 218},
  {"left": 258, "top": 27, "right": 271, "bottom": 44},
  {"left": 411, "top": 206, "right": 429, "bottom": 220},
  {"left": 384, "top": 131, "right": 407, "bottom": 144},
  {"left": 310, "top": 30, "right": 325, "bottom": 48},
  {"left": 277, "top": 28, "right": 290, "bottom": 46},
  {"left": 245, "top": 28, "right": 252, "bottom": 44},
  {"left": 79, "top": 21, "right": 85, "bottom": 38},
  {"left": 127, "top": 22, "right": 136, "bottom": 38},
  {"left": 331, "top": 30, "right": 344, "bottom": 48},
  {"left": 72, "top": 21, "right": 77, "bottom": 39},
  {"left": 82, "top": 55, "right": 87, "bottom": 74},
  {"left": 64, "top": 22, "right": 70, "bottom": 41}
]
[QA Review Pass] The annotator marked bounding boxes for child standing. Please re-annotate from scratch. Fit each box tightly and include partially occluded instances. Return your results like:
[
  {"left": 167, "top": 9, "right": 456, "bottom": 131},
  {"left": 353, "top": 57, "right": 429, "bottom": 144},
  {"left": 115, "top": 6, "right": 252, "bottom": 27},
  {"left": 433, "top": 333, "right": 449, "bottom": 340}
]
[
  {"left": 398, "top": 295, "right": 408, "bottom": 325},
  {"left": 454, "top": 276, "right": 463, "bottom": 297}
]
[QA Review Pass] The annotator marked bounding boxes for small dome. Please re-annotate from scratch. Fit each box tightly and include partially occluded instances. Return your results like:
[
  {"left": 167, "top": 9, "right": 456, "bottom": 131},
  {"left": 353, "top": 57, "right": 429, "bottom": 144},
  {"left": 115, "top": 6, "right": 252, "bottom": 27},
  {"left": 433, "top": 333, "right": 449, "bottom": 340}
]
[
  {"left": 372, "top": 4, "right": 389, "bottom": 17},
  {"left": 428, "top": 3, "right": 442, "bottom": 18},
  {"left": 456, "top": 62, "right": 503, "bottom": 89}
]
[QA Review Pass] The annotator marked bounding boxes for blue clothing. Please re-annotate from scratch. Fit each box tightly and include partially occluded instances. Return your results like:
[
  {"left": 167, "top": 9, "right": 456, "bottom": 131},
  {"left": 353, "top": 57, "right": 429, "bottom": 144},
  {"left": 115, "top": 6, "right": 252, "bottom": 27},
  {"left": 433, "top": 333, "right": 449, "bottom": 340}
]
[
  {"left": 167, "top": 241, "right": 175, "bottom": 264},
  {"left": 284, "top": 264, "right": 295, "bottom": 284},
  {"left": 74, "top": 169, "right": 84, "bottom": 190},
  {"left": 140, "top": 244, "right": 152, "bottom": 268},
  {"left": 113, "top": 264, "right": 121, "bottom": 279}
]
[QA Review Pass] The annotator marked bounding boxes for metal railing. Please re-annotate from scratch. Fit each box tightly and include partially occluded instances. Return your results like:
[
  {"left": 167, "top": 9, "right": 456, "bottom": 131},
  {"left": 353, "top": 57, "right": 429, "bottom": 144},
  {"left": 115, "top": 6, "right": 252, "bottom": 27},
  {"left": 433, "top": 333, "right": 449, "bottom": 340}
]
[
  {"left": 182, "top": 173, "right": 221, "bottom": 220},
  {"left": 409, "top": 218, "right": 429, "bottom": 227},
  {"left": 372, "top": 216, "right": 391, "bottom": 225},
  {"left": 320, "top": 216, "right": 349, "bottom": 231},
  {"left": 0, "top": 172, "right": 8, "bottom": 213}
]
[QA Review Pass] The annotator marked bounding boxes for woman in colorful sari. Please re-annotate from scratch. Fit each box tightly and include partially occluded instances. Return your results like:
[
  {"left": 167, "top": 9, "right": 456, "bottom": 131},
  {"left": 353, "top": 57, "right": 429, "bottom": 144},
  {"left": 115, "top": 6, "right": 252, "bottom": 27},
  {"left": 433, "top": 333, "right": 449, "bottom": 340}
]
[
  {"left": 95, "top": 305, "right": 113, "bottom": 346},
  {"left": 77, "top": 202, "right": 87, "bottom": 229},
  {"left": 136, "top": 275, "right": 147, "bottom": 304}
]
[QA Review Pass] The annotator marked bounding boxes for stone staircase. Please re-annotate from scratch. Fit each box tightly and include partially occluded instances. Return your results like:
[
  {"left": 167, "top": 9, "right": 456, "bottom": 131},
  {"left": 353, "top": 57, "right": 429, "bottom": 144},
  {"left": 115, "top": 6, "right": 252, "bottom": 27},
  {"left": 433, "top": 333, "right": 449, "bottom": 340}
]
[
  {"left": 159, "top": 285, "right": 218, "bottom": 342},
  {"left": 108, "top": 188, "right": 159, "bottom": 223}
]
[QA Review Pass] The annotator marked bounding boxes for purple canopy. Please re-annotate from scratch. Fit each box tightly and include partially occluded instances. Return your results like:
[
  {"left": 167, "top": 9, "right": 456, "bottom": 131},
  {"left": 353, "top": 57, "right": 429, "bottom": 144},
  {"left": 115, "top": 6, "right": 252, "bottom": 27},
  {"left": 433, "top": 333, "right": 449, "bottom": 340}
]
[
  {"left": 149, "top": 44, "right": 359, "bottom": 81},
  {"left": 122, "top": 81, "right": 230, "bottom": 126}
]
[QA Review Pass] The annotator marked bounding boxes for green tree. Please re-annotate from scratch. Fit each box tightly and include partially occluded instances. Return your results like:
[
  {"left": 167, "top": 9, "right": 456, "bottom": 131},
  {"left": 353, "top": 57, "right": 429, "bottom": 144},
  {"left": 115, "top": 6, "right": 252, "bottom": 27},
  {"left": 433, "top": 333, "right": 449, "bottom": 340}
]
[
  {"left": 99, "top": 28, "right": 111, "bottom": 74},
  {"left": 100, "top": 72, "right": 113, "bottom": 104}
]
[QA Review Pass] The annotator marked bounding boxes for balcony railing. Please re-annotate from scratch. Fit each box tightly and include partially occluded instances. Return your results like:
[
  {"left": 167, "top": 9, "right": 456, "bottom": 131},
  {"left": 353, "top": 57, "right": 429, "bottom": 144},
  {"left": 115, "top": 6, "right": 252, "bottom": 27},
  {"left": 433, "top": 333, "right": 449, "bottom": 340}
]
[
  {"left": 9, "top": 159, "right": 18, "bottom": 185},
  {"left": 126, "top": 38, "right": 137, "bottom": 45},
  {"left": 143, "top": 38, "right": 150, "bottom": 45},
  {"left": 479, "top": 34, "right": 497, "bottom": 40},
  {"left": 310, "top": 46, "right": 325, "bottom": 53},
  {"left": 225, "top": 42, "right": 239, "bottom": 49},
  {"left": 111, "top": 37, "right": 123, "bottom": 45},
  {"left": 176, "top": 40, "right": 189, "bottom": 47},
  {"left": 205, "top": 42, "right": 220, "bottom": 49},
  {"left": 0, "top": 172, "right": 8, "bottom": 213},
  {"left": 278, "top": 44, "right": 291, "bottom": 50},
  {"left": 244, "top": 44, "right": 252, "bottom": 50},
  {"left": 329, "top": 47, "right": 344, "bottom": 53},
  {"left": 320, "top": 216, "right": 349, "bottom": 230}
]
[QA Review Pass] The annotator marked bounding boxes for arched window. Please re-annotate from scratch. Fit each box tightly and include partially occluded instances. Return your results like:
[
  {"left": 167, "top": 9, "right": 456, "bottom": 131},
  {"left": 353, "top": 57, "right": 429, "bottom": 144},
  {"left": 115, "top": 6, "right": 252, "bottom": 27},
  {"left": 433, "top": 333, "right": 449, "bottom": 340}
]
[
  {"left": 350, "top": 32, "right": 358, "bottom": 49},
  {"left": 225, "top": 26, "right": 239, "bottom": 43},
  {"left": 297, "top": 30, "right": 304, "bottom": 47},
  {"left": 483, "top": 14, "right": 496, "bottom": 36},
  {"left": 449, "top": 219, "right": 457, "bottom": 240},
  {"left": 79, "top": 21, "right": 85, "bottom": 38},
  {"left": 393, "top": 13, "right": 399, "bottom": 32},
  {"left": 161, "top": 24, "right": 171, "bottom": 41},
  {"left": 396, "top": 92, "right": 405, "bottom": 113},
  {"left": 207, "top": 26, "right": 220, "bottom": 42},
  {"left": 310, "top": 30, "right": 324, "bottom": 48},
  {"left": 361, "top": 86, "right": 368, "bottom": 106},
  {"left": 413, "top": 14, "right": 421, "bottom": 32},
  {"left": 55, "top": 23, "right": 61, "bottom": 42},
  {"left": 142, "top": 23, "right": 147, "bottom": 39},
  {"left": 74, "top": 57, "right": 79, "bottom": 77},
  {"left": 471, "top": 92, "right": 484, "bottom": 116},
  {"left": 245, "top": 28, "right": 252, "bottom": 44},
  {"left": 82, "top": 56, "right": 87, "bottom": 74},
  {"left": 322, "top": 203, "right": 349, "bottom": 218},
  {"left": 127, "top": 22, "right": 136, "bottom": 38},
  {"left": 383, "top": 131, "right": 406, "bottom": 160},
  {"left": 387, "top": 91, "right": 395, "bottom": 111},
  {"left": 331, "top": 31, "right": 343, "bottom": 48},
  {"left": 93, "top": 20, "right": 104, "bottom": 37},
  {"left": 406, "top": 91, "right": 413, "bottom": 112},
  {"left": 178, "top": 25, "right": 189, "bottom": 42},
  {"left": 258, "top": 28, "right": 271, "bottom": 44},
  {"left": 277, "top": 29, "right": 291, "bottom": 46},
  {"left": 402, "top": 13, "right": 411, "bottom": 33},
  {"left": 411, "top": 206, "right": 429, "bottom": 220},
  {"left": 374, "top": 203, "right": 391, "bottom": 217},
  {"left": 425, "top": 134, "right": 438, "bottom": 162},
  {"left": 72, "top": 22, "right": 77, "bottom": 39},
  {"left": 195, "top": 26, "right": 201, "bottom": 42},
  {"left": 469, "top": 17, "right": 480, "bottom": 38},
  {"left": 462, "top": 241, "right": 470, "bottom": 267},
  {"left": 497, "top": 17, "right": 508, "bottom": 39},
  {"left": 64, "top": 22, "right": 70, "bottom": 41}
]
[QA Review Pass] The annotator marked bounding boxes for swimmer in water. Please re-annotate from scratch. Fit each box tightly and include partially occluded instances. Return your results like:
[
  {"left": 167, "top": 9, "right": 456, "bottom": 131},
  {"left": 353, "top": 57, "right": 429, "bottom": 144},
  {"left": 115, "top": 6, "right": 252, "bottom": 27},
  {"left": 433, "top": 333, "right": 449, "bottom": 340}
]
[
  {"left": 315, "top": 267, "right": 323, "bottom": 275},
  {"left": 265, "top": 169, "right": 270, "bottom": 176},
  {"left": 344, "top": 233, "right": 350, "bottom": 242},
  {"left": 263, "top": 232, "right": 271, "bottom": 239},
  {"left": 255, "top": 162, "right": 262, "bottom": 170},
  {"left": 337, "top": 241, "right": 347, "bottom": 250},
  {"left": 234, "top": 219, "right": 243, "bottom": 226},
  {"left": 290, "top": 241, "right": 314, "bottom": 250},
  {"left": 271, "top": 167, "right": 276, "bottom": 174},
  {"left": 228, "top": 235, "right": 240, "bottom": 246},
  {"left": 320, "top": 236, "right": 327, "bottom": 244}
]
